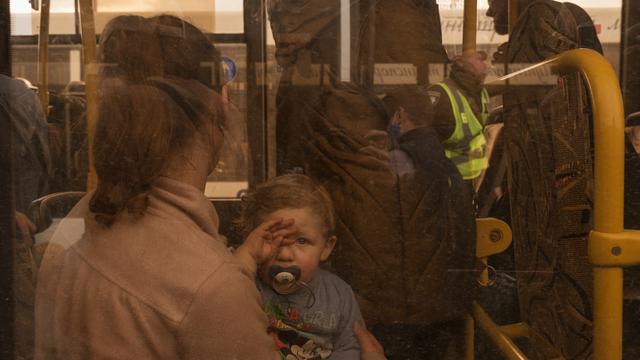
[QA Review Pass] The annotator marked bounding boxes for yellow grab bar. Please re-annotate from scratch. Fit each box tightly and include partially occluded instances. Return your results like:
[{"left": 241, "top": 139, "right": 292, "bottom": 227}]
[
  {"left": 488, "top": 48, "right": 633, "bottom": 360},
  {"left": 463, "top": 0, "right": 477, "bottom": 56},
  {"left": 476, "top": 217, "right": 512, "bottom": 286},
  {"left": 37, "top": 0, "right": 50, "bottom": 114},
  {"left": 472, "top": 303, "right": 528, "bottom": 360},
  {"left": 77, "top": 0, "right": 98, "bottom": 191},
  {"left": 555, "top": 49, "right": 625, "bottom": 360}
]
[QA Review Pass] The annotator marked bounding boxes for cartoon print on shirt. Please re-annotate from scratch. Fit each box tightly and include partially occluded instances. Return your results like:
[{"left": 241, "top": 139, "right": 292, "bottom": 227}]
[
  {"left": 264, "top": 300, "right": 334, "bottom": 360},
  {"left": 288, "top": 339, "right": 332, "bottom": 360}
]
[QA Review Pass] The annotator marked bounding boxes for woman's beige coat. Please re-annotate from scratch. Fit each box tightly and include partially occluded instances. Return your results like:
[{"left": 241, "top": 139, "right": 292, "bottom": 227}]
[{"left": 35, "top": 177, "right": 275, "bottom": 359}]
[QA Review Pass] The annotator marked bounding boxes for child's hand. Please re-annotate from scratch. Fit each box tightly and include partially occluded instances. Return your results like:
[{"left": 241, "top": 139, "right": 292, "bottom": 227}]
[{"left": 235, "top": 218, "right": 297, "bottom": 275}]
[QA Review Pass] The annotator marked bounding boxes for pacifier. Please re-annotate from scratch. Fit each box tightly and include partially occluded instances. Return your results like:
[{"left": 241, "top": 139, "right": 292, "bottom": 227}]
[
  {"left": 267, "top": 265, "right": 316, "bottom": 307},
  {"left": 268, "top": 265, "right": 302, "bottom": 295}
]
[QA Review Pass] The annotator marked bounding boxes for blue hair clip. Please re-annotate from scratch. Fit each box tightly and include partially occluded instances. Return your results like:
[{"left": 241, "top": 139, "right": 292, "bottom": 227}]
[{"left": 221, "top": 56, "right": 237, "bottom": 84}]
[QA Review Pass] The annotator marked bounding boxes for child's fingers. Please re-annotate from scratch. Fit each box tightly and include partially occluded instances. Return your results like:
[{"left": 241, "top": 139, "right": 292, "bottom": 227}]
[
  {"left": 259, "top": 218, "right": 284, "bottom": 231},
  {"left": 271, "top": 225, "right": 299, "bottom": 241},
  {"left": 267, "top": 218, "right": 295, "bottom": 232},
  {"left": 277, "top": 236, "right": 296, "bottom": 247},
  {"left": 271, "top": 232, "right": 297, "bottom": 248},
  {"left": 269, "top": 236, "right": 293, "bottom": 258}
]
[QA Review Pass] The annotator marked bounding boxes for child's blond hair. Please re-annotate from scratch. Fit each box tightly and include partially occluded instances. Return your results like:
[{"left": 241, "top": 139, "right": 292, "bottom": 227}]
[{"left": 237, "top": 174, "right": 336, "bottom": 238}]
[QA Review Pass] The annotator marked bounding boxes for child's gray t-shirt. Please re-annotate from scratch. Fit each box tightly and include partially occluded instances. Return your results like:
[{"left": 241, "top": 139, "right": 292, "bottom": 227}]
[{"left": 258, "top": 268, "right": 363, "bottom": 359}]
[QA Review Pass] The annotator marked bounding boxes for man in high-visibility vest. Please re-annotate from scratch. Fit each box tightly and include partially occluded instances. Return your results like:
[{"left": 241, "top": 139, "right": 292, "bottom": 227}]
[{"left": 428, "top": 51, "right": 490, "bottom": 183}]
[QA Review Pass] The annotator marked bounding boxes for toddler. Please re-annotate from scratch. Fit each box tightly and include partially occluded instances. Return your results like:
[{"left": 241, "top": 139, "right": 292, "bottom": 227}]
[{"left": 236, "top": 174, "right": 364, "bottom": 360}]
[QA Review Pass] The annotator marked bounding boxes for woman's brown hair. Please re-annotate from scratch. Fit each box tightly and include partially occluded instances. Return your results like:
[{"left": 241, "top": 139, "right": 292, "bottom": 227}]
[
  {"left": 90, "top": 16, "right": 225, "bottom": 226},
  {"left": 98, "top": 15, "right": 164, "bottom": 81},
  {"left": 151, "top": 15, "right": 224, "bottom": 91},
  {"left": 236, "top": 175, "right": 336, "bottom": 239}
]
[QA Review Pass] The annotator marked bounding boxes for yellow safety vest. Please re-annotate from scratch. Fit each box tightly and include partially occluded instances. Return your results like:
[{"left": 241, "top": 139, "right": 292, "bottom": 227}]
[{"left": 434, "top": 80, "right": 489, "bottom": 180}]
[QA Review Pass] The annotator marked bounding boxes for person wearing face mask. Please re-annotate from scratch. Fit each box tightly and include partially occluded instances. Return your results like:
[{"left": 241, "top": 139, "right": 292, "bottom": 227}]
[{"left": 428, "top": 52, "right": 491, "bottom": 186}]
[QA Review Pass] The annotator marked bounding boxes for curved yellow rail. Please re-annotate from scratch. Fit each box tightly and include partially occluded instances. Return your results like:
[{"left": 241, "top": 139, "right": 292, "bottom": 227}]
[
  {"left": 463, "top": 0, "right": 477, "bottom": 56},
  {"left": 488, "top": 48, "right": 634, "bottom": 360},
  {"left": 555, "top": 48, "right": 626, "bottom": 360},
  {"left": 480, "top": 47, "right": 637, "bottom": 360}
]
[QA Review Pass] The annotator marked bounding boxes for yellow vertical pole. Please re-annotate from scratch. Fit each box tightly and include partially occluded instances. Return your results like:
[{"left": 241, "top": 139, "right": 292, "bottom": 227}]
[
  {"left": 37, "top": 0, "right": 50, "bottom": 114},
  {"left": 78, "top": 0, "right": 98, "bottom": 191},
  {"left": 463, "top": 0, "right": 477, "bottom": 56},
  {"left": 557, "top": 49, "right": 625, "bottom": 360},
  {"left": 583, "top": 51, "right": 624, "bottom": 360},
  {"left": 593, "top": 268, "right": 623, "bottom": 359}
]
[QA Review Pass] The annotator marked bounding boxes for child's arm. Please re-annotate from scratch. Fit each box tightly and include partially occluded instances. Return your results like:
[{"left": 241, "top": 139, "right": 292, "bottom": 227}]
[{"left": 234, "top": 218, "right": 296, "bottom": 275}]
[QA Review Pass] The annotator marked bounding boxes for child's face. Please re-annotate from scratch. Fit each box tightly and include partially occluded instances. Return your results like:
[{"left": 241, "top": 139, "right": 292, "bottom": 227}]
[{"left": 259, "top": 207, "right": 336, "bottom": 286}]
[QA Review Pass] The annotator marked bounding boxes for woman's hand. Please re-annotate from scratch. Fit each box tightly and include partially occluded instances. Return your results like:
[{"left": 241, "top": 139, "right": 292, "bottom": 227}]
[
  {"left": 353, "top": 321, "right": 386, "bottom": 360},
  {"left": 15, "top": 211, "right": 36, "bottom": 247},
  {"left": 234, "top": 218, "right": 297, "bottom": 274}
]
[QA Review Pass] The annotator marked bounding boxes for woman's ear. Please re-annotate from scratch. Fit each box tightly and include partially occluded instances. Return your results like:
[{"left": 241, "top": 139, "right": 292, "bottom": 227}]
[{"left": 320, "top": 235, "right": 337, "bottom": 262}]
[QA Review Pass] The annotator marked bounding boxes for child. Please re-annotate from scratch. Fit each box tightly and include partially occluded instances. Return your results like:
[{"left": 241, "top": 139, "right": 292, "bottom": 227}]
[{"left": 236, "top": 174, "right": 364, "bottom": 360}]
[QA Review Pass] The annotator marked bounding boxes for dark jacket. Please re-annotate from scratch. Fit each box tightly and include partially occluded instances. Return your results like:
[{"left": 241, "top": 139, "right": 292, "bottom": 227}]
[
  {"left": 397, "top": 127, "right": 477, "bottom": 320},
  {"left": 0, "top": 75, "right": 51, "bottom": 213},
  {"left": 498, "top": 2, "right": 603, "bottom": 358}
]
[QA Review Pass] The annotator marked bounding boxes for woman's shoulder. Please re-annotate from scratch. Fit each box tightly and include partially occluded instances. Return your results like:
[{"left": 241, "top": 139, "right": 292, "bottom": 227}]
[{"left": 69, "top": 214, "right": 239, "bottom": 323}]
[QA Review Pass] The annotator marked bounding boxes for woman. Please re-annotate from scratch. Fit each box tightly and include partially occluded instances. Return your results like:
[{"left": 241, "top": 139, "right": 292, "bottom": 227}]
[{"left": 34, "top": 15, "right": 282, "bottom": 359}]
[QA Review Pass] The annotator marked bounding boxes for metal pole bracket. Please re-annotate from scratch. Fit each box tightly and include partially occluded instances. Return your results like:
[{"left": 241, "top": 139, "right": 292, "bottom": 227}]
[
  {"left": 589, "top": 230, "right": 640, "bottom": 267},
  {"left": 476, "top": 217, "right": 513, "bottom": 258}
]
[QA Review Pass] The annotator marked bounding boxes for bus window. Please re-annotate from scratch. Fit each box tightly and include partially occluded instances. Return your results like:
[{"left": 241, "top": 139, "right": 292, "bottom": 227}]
[
  {"left": 4, "top": 1, "right": 640, "bottom": 359},
  {"left": 9, "top": 1, "right": 251, "bottom": 199}
]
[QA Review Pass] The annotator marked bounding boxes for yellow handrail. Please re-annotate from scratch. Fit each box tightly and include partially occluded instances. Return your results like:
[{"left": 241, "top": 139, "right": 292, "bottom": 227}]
[
  {"left": 463, "top": 0, "right": 477, "bottom": 56},
  {"left": 472, "top": 303, "right": 528, "bottom": 360},
  {"left": 37, "top": 0, "right": 50, "bottom": 114},
  {"left": 77, "top": 0, "right": 98, "bottom": 191},
  {"left": 499, "top": 323, "right": 530, "bottom": 340},
  {"left": 486, "top": 48, "right": 638, "bottom": 360},
  {"left": 555, "top": 49, "right": 625, "bottom": 360}
]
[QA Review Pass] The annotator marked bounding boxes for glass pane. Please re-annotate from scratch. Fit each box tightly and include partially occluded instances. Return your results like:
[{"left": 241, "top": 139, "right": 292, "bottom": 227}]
[
  {"left": 10, "top": 0, "right": 76, "bottom": 35},
  {"left": 5, "top": 1, "right": 640, "bottom": 360},
  {"left": 214, "top": 0, "right": 243, "bottom": 33},
  {"left": 95, "top": 0, "right": 216, "bottom": 33}
]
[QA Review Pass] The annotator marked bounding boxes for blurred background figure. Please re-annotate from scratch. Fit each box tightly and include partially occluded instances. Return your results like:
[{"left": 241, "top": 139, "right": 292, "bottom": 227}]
[
  {"left": 47, "top": 80, "right": 87, "bottom": 192},
  {"left": 0, "top": 74, "right": 51, "bottom": 360},
  {"left": 377, "top": 86, "right": 476, "bottom": 360},
  {"left": 428, "top": 51, "right": 490, "bottom": 189},
  {"left": 485, "top": 1, "right": 604, "bottom": 359}
]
